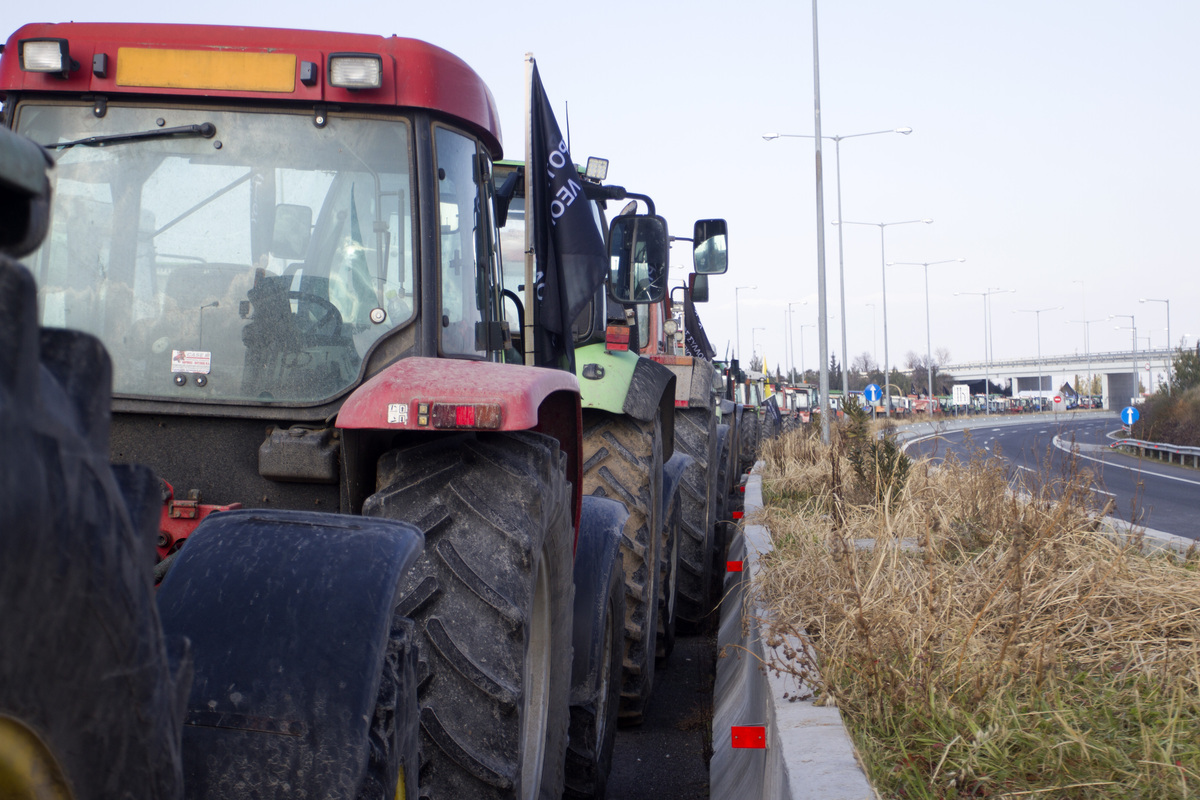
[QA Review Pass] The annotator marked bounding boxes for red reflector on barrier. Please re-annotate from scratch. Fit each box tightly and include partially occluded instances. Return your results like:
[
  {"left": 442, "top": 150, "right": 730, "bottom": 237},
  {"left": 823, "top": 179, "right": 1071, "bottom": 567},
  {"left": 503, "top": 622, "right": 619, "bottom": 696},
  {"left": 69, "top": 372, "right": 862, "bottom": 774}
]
[
  {"left": 726, "top": 560, "right": 744, "bottom": 572},
  {"left": 732, "top": 511, "right": 744, "bottom": 520},
  {"left": 731, "top": 725, "right": 766, "bottom": 748}
]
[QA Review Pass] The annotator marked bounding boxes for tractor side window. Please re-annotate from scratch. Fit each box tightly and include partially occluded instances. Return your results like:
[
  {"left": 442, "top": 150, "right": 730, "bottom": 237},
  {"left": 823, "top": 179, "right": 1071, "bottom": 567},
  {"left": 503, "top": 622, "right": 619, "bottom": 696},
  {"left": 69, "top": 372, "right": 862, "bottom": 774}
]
[{"left": 434, "top": 127, "right": 487, "bottom": 357}]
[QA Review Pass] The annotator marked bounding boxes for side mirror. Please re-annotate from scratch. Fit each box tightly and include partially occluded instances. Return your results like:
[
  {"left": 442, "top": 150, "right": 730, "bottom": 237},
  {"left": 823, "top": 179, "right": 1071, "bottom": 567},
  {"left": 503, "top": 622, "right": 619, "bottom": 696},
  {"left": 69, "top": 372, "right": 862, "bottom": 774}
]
[
  {"left": 692, "top": 218, "right": 728, "bottom": 275},
  {"left": 271, "top": 203, "right": 312, "bottom": 260},
  {"left": 607, "top": 214, "right": 668, "bottom": 305},
  {"left": 690, "top": 273, "right": 709, "bottom": 303}
]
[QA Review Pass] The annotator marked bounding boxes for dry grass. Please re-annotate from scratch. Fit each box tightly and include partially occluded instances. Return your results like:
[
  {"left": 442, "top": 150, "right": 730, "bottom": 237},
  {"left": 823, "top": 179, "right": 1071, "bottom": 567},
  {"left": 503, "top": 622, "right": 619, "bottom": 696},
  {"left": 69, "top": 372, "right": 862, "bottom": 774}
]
[{"left": 755, "top": 425, "right": 1200, "bottom": 799}]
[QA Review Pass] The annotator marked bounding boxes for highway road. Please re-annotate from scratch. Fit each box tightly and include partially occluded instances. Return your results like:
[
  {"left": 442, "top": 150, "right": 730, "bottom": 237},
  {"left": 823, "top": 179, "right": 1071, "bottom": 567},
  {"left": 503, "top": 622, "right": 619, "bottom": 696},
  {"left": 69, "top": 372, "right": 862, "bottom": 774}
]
[{"left": 905, "top": 414, "right": 1200, "bottom": 541}]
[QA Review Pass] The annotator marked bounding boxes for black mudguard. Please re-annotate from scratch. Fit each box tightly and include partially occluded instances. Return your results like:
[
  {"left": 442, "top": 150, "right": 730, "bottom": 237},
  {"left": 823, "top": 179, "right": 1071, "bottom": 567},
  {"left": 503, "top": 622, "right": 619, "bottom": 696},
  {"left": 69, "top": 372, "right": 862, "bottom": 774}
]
[
  {"left": 661, "top": 450, "right": 691, "bottom": 522},
  {"left": 622, "top": 356, "right": 678, "bottom": 460},
  {"left": 714, "top": 423, "right": 731, "bottom": 508},
  {"left": 570, "top": 496, "right": 628, "bottom": 701},
  {"left": 157, "top": 509, "right": 424, "bottom": 800}
]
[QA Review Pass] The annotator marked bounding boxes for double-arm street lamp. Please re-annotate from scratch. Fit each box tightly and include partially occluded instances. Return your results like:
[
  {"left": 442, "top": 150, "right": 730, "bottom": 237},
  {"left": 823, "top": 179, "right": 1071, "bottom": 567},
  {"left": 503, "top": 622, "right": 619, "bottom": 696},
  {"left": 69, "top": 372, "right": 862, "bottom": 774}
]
[
  {"left": 1015, "top": 306, "right": 1063, "bottom": 410},
  {"left": 954, "top": 287, "right": 1013, "bottom": 413},
  {"left": 735, "top": 285, "right": 756, "bottom": 364},
  {"left": 1140, "top": 298, "right": 1172, "bottom": 394},
  {"left": 763, "top": 127, "right": 912, "bottom": 403},
  {"left": 833, "top": 218, "right": 933, "bottom": 414},
  {"left": 889, "top": 259, "right": 965, "bottom": 413}
]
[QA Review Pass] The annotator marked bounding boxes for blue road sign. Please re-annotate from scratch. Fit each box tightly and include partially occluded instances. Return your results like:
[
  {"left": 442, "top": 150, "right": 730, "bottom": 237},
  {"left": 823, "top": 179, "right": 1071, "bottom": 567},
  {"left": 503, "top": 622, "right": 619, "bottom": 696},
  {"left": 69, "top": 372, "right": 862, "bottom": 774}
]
[
  {"left": 1121, "top": 406, "right": 1140, "bottom": 426},
  {"left": 864, "top": 383, "right": 882, "bottom": 404}
]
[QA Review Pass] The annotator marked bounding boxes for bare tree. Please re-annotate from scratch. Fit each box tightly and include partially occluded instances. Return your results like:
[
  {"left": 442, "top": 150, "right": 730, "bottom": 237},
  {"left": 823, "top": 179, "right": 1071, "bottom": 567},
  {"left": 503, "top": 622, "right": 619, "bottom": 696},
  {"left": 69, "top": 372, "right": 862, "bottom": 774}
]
[{"left": 851, "top": 351, "right": 877, "bottom": 374}]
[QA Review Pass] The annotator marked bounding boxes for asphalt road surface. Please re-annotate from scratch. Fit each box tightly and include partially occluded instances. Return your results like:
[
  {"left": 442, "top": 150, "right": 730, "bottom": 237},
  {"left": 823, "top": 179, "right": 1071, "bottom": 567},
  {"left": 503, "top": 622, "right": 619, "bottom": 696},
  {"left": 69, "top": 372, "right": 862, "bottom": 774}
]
[
  {"left": 905, "top": 414, "right": 1200, "bottom": 540},
  {"left": 606, "top": 629, "right": 716, "bottom": 799}
]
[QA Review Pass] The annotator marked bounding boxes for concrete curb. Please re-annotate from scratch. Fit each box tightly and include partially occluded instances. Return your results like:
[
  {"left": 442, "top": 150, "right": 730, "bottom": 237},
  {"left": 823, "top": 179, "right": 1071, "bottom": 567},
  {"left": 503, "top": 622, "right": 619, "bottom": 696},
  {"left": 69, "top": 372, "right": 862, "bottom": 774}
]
[{"left": 710, "top": 467, "right": 876, "bottom": 800}]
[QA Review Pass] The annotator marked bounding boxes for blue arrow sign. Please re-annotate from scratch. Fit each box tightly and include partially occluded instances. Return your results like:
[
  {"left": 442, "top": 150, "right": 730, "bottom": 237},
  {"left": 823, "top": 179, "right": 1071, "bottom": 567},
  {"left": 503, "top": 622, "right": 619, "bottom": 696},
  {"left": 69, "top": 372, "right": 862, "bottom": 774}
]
[
  {"left": 1121, "top": 406, "right": 1140, "bottom": 426},
  {"left": 864, "top": 383, "right": 882, "bottom": 403}
]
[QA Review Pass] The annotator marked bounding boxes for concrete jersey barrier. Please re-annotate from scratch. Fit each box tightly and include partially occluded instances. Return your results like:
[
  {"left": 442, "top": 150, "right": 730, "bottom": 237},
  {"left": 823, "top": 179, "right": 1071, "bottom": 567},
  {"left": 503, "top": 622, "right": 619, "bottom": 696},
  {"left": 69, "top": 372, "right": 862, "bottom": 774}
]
[{"left": 710, "top": 467, "right": 876, "bottom": 800}]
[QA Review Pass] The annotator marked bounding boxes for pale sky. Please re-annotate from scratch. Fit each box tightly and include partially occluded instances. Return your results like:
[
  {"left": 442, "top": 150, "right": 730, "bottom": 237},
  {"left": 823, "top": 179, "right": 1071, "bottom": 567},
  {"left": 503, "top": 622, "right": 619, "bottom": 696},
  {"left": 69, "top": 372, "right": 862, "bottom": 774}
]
[{"left": 4, "top": 2, "right": 1197, "bottom": 375}]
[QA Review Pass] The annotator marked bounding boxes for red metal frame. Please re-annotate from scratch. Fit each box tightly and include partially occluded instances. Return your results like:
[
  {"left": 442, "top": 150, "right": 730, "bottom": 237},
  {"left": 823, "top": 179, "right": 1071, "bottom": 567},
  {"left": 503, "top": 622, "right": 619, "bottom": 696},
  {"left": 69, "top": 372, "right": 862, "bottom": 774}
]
[{"left": 0, "top": 23, "right": 503, "bottom": 155}]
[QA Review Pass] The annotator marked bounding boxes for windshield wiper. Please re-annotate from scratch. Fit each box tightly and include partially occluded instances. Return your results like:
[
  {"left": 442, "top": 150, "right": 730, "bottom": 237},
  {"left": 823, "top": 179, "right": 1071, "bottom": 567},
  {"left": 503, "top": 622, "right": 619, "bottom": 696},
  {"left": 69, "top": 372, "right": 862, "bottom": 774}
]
[{"left": 43, "top": 122, "right": 216, "bottom": 153}]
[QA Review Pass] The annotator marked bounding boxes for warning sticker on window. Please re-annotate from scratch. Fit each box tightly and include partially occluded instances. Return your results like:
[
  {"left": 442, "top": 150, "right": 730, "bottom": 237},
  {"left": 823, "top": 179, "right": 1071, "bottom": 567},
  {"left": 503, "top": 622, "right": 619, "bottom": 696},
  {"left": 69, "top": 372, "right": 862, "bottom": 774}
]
[{"left": 171, "top": 350, "right": 212, "bottom": 374}]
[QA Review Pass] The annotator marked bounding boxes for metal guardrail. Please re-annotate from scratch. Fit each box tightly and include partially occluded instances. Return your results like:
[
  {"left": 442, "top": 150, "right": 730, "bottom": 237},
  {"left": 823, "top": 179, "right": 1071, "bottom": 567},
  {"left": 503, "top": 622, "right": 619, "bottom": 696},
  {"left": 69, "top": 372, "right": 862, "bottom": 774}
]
[{"left": 1109, "top": 437, "right": 1200, "bottom": 467}]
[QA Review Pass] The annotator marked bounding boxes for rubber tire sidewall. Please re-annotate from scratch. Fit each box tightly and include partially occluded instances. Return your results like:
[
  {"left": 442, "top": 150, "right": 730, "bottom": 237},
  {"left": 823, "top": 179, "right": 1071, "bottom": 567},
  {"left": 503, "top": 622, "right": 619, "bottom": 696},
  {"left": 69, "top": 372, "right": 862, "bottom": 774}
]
[
  {"left": 364, "top": 431, "right": 572, "bottom": 800},
  {"left": 581, "top": 409, "right": 663, "bottom": 726}
]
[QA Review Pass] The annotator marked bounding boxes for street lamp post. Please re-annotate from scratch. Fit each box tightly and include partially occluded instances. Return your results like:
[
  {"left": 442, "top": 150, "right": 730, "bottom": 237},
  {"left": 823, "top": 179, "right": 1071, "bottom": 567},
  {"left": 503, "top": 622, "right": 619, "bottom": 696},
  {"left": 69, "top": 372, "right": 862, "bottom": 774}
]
[
  {"left": 797, "top": 323, "right": 815, "bottom": 380},
  {"left": 735, "top": 285, "right": 756, "bottom": 364},
  {"left": 1014, "top": 306, "right": 1063, "bottom": 410},
  {"left": 1140, "top": 298, "right": 1171, "bottom": 394},
  {"left": 889, "top": 258, "right": 965, "bottom": 414},
  {"left": 1067, "top": 318, "right": 1105, "bottom": 407},
  {"left": 787, "top": 301, "right": 807, "bottom": 382},
  {"left": 834, "top": 219, "right": 933, "bottom": 414},
  {"left": 763, "top": 127, "right": 912, "bottom": 404},
  {"left": 954, "top": 288, "right": 1012, "bottom": 414},
  {"left": 864, "top": 302, "right": 877, "bottom": 370},
  {"left": 1109, "top": 314, "right": 1137, "bottom": 405}
]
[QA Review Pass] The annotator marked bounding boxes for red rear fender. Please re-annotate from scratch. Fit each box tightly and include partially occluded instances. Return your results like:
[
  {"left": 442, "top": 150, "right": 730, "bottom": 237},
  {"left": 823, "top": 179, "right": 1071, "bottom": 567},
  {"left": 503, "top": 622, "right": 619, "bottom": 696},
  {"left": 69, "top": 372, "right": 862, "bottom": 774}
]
[
  {"left": 338, "top": 357, "right": 583, "bottom": 539},
  {"left": 338, "top": 357, "right": 579, "bottom": 432}
]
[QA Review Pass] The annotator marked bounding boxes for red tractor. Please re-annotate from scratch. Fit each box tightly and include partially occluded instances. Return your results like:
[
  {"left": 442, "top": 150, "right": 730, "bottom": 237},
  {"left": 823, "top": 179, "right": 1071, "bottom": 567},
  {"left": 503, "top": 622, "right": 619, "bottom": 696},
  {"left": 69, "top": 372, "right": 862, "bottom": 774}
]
[{"left": 0, "top": 24, "right": 637, "bottom": 799}]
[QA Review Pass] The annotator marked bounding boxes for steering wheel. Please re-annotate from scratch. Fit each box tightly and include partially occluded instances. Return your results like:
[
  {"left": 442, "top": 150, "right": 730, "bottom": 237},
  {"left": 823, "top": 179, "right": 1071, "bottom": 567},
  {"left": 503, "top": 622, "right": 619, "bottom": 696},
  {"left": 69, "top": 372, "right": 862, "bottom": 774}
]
[{"left": 289, "top": 291, "right": 343, "bottom": 339}]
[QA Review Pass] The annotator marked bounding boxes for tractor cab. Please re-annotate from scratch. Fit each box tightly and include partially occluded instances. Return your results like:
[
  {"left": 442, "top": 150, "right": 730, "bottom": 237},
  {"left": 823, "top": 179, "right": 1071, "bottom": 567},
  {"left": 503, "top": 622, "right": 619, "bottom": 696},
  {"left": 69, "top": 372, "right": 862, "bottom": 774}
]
[{"left": 5, "top": 29, "right": 511, "bottom": 413}]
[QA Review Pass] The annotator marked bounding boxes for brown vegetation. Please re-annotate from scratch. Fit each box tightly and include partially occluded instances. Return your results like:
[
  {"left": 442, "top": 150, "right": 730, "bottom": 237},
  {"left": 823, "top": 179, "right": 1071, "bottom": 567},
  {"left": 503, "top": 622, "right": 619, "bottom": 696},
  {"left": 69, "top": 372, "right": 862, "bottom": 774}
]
[{"left": 755, "top": 423, "right": 1200, "bottom": 798}]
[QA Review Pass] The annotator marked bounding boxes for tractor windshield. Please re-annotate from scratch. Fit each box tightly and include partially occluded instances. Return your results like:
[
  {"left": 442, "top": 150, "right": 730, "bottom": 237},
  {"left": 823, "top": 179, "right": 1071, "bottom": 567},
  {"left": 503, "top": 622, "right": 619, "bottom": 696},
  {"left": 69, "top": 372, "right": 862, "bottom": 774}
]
[{"left": 15, "top": 102, "right": 415, "bottom": 404}]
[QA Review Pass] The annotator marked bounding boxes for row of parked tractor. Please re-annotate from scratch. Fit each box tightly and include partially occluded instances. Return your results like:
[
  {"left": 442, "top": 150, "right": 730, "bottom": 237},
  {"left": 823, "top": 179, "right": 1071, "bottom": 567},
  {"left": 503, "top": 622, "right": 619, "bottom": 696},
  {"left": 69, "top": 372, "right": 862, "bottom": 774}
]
[{"left": 0, "top": 23, "right": 767, "bottom": 800}]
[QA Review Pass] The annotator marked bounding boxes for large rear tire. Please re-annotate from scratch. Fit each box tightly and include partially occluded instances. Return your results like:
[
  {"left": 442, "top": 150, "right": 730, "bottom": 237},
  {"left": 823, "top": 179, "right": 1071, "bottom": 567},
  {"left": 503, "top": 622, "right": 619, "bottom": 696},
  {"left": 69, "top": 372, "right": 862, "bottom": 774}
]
[
  {"left": 363, "top": 431, "right": 573, "bottom": 800},
  {"left": 674, "top": 407, "right": 718, "bottom": 625},
  {"left": 581, "top": 410, "right": 663, "bottom": 726}
]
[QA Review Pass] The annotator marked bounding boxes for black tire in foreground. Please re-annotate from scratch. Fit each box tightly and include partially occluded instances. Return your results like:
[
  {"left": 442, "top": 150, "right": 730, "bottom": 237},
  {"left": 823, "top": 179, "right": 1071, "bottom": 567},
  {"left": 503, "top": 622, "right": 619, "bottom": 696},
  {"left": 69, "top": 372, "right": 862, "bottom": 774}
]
[
  {"left": 581, "top": 409, "right": 663, "bottom": 726},
  {"left": 364, "top": 431, "right": 574, "bottom": 799},
  {"left": 0, "top": 262, "right": 189, "bottom": 800},
  {"left": 673, "top": 407, "right": 718, "bottom": 625}
]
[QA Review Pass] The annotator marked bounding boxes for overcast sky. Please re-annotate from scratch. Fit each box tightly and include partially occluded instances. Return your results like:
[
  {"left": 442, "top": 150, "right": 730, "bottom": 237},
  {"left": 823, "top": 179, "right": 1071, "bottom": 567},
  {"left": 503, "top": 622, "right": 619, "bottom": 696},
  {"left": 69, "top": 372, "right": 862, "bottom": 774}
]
[{"left": 4, "top": 2, "right": 1196, "bottom": 375}]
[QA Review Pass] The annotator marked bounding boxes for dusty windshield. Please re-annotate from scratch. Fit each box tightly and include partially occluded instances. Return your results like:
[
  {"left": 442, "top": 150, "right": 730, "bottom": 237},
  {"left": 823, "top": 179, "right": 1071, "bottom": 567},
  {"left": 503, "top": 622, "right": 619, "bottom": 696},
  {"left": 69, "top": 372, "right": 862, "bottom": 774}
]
[{"left": 16, "top": 103, "right": 414, "bottom": 404}]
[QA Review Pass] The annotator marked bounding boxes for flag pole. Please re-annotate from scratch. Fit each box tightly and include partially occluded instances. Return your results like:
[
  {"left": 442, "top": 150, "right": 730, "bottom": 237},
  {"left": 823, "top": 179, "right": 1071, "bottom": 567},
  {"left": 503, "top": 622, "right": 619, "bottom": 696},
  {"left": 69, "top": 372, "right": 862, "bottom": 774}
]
[{"left": 523, "top": 53, "right": 537, "bottom": 365}]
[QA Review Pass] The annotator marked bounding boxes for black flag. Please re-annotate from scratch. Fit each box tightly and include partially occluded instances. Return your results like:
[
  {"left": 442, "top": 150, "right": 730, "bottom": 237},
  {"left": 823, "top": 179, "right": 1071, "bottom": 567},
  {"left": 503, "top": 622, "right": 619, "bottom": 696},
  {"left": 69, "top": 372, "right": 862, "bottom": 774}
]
[{"left": 529, "top": 61, "right": 608, "bottom": 370}]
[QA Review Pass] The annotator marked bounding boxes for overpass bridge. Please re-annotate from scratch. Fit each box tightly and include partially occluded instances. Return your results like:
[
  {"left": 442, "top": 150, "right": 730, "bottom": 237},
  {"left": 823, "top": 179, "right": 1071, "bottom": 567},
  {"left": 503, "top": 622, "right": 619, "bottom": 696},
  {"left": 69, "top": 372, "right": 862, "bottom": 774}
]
[{"left": 943, "top": 347, "right": 1175, "bottom": 408}]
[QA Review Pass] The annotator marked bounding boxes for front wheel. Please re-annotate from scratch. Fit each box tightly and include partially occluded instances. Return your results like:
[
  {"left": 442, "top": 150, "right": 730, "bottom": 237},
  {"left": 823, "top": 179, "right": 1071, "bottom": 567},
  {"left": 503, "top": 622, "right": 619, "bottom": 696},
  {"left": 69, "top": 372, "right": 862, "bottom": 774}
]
[{"left": 364, "top": 431, "right": 573, "bottom": 800}]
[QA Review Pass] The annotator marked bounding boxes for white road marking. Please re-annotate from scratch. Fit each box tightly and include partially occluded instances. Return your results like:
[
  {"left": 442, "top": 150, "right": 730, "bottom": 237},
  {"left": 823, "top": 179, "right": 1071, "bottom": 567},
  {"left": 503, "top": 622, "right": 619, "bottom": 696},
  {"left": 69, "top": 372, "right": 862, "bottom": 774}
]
[{"left": 1054, "top": 435, "right": 1200, "bottom": 488}]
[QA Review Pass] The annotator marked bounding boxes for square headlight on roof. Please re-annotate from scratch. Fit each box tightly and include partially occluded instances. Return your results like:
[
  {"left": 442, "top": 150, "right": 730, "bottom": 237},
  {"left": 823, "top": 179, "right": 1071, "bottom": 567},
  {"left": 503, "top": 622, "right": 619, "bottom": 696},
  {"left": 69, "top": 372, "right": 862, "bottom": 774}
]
[
  {"left": 19, "top": 39, "right": 71, "bottom": 76},
  {"left": 328, "top": 53, "right": 382, "bottom": 90}
]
